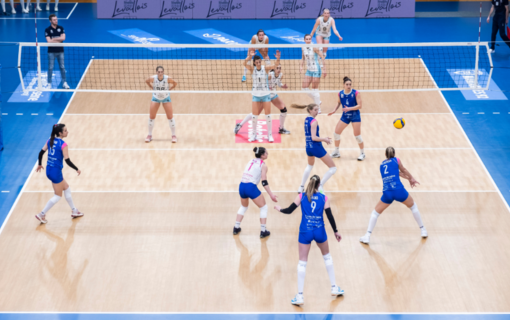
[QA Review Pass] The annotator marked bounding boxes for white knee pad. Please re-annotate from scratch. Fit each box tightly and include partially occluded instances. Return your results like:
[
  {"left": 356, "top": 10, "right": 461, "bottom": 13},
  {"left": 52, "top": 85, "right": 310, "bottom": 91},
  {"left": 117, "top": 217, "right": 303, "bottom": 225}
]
[
  {"left": 323, "top": 253, "right": 333, "bottom": 266},
  {"left": 329, "top": 167, "right": 338, "bottom": 175},
  {"left": 260, "top": 204, "right": 268, "bottom": 219},
  {"left": 355, "top": 135, "right": 363, "bottom": 144},
  {"left": 297, "top": 260, "right": 307, "bottom": 272},
  {"left": 237, "top": 206, "right": 248, "bottom": 216},
  {"left": 334, "top": 133, "right": 341, "bottom": 141}
]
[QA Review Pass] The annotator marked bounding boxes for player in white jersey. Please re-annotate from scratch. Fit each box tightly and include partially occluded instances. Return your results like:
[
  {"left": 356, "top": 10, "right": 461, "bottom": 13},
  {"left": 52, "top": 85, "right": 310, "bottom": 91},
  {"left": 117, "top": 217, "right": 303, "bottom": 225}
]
[
  {"left": 144, "top": 66, "right": 178, "bottom": 143},
  {"left": 310, "top": 8, "right": 343, "bottom": 65},
  {"left": 242, "top": 30, "right": 270, "bottom": 82},
  {"left": 301, "top": 34, "right": 326, "bottom": 114},
  {"left": 234, "top": 65, "right": 291, "bottom": 136},
  {"left": 234, "top": 147, "right": 278, "bottom": 238},
  {"left": 243, "top": 49, "right": 281, "bottom": 143}
]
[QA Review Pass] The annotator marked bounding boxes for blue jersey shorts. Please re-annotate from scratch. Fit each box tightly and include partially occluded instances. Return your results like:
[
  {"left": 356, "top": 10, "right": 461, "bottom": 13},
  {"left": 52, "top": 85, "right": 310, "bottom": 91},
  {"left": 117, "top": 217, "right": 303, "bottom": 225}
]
[
  {"left": 239, "top": 182, "right": 262, "bottom": 200},
  {"left": 305, "top": 69, "right": 322, "bottom": 78},
  {"left": 270, "top": 93, "right": 278, "bottom": 101},
  {"left": 340, "top": 110, "right": 361, "bottom": 124},
  {"left": 299, "top": 227, "right": 328, "bottom": 245},
  {"left": 46, "top": 166, "right": 63, "bottom": 184},
  {"left": 381, "top": 188, "right": 409, "bottom": 204},
  {"left": 306, "top": 144, "right": 328, "bottom": 158},
  {"left": 252, "top": 95, "right": 271, "bottom": 103},
  {"left": 152, "top": 96, "right": 171, "bottom": 103}
]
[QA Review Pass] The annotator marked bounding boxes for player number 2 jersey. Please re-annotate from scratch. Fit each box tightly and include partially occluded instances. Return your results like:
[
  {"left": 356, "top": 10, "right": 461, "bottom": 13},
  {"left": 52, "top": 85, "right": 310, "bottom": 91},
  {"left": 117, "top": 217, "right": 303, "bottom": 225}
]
[
  {"left": 152, "top": 75, "right": 170, "bottom": 100},
  {"left": 241, "top": 158, "right": 264, "bottom": 185},
  {"left": 380, "top": 157, "right": 404, "bottom": 191},
  {"left": 299, "top": 192, "right": 327, "bottom": 232}
]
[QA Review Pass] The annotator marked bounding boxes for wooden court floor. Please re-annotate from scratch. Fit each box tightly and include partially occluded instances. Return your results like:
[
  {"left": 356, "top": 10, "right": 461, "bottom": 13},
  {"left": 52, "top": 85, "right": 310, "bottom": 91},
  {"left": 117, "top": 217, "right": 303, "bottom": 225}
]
[{"left": 1, "top": 67, "right": 510, "bottom": 312}]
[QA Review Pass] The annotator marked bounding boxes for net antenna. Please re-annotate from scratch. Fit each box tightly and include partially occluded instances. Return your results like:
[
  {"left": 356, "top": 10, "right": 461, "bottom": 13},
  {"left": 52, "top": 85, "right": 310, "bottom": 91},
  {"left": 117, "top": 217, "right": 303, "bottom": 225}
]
[{"left": 33, "top": 1, "right": 43, "bottom": 91}]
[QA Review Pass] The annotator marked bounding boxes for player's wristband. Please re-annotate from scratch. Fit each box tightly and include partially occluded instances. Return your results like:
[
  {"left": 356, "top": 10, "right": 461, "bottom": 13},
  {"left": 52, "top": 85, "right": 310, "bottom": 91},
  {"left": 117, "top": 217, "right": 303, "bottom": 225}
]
[
  {"left": 65, "top": 158, "right": 79, "bottom": 171},
  {"left": 38, "top": 149, "right": 46, "bottom": 166}
]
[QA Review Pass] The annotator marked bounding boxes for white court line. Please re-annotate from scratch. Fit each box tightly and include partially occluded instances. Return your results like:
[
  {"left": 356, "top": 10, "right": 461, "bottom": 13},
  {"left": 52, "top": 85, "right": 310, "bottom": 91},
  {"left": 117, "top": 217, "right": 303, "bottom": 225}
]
[
  {"left": 0, "top": 58, "right": 93, "bottom": 236},
  {"left": 1, "top": 113, "right": 7, "bottom": 116},
  {"left": 64, "top": 113, "right": 452, "bottom": 116},
  {"left": 420, "top": 58, "right": 510, "bottom": 214},
  {"left": 46, "top": 113, "right": 53, "bottom": 115},
  {"left": 65, "top": 3, "right": 78, "bottom": 20},
  {"left": 16, "top": 113, "right": 23, "bottom": 115},
  {"left": 478, "top": 112, "right": 485, "bottom": 114},
  {"left": 31, "top": 113, "right": 38, "bottom": 115},
  {"left": 494, "top": 112, "right": 500, "bottom": 114},
  {"left": 23, "top": 190, "right": 498, "bottom": 193},
  {"left": 69, "top": 147, "right": 473, "bottom": 151},
  {"left": 1, "top": 191, "right": 9, "bottom": 193}
]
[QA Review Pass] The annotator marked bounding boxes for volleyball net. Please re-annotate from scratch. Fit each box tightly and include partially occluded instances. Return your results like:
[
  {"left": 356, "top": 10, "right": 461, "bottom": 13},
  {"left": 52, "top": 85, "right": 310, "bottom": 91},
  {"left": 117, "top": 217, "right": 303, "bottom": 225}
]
[{"left": 17, "top": 42, "right": 493, "bottom": 93}]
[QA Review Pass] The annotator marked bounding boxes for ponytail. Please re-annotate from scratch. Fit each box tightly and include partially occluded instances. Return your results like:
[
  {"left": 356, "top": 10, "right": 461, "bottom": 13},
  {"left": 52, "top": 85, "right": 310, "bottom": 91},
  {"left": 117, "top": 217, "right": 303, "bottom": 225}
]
[
  {"left": 386, "top": 146, "right": 395, "bottom": 159},
  {"left": 291, "top": 103, "right": 318, "bottom": 114},
  {"left": 253, "top": 146, "right": 267, "bottom": 158},
  {"left": 49, "top": 124, "right": 65, "bottom": 150},
  {"left": 305, "top": 175, "right": 321, "bottom": 202}
]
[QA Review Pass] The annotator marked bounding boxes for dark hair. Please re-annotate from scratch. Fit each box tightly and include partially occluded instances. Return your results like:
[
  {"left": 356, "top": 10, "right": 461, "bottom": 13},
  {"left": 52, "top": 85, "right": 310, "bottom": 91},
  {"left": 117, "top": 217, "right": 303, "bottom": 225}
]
[
  {"left": 49, "top": 124, "right": 65, "bottom": 150},
  {"left": 253, "top": 55, "right": 262, "bottom": 66},
  {"left": 305, "top": 175, "right": 321, "bottom": 202},
  {"left": 291, "top": 103, "right": 318, "bottom": 114},
  {"left": 343, "top": 76, "right": 352, "bottom": 84},
  {"left": 257, "top": 29, "right": 265, "bottom": 36},
  {"left": 156, "top": 66, "right": 164, "bottom": 72},
  {"left": 253, "top": 147, "right": 267, "bottom": 158},
  {"left": 304, "top": 34, "right": 312, "bottom": 40},
  {"left": 386, "top": 146, "right": 396, "bottom": 159},
  {"left": 49, "top": 14, "right": 57, "bottom": 21}
]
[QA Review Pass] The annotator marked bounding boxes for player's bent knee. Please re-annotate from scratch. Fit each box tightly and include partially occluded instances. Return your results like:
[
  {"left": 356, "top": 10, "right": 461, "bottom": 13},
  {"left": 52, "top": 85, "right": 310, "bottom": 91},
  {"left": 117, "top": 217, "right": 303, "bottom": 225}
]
[
  {"left": 297, "top": 261, "right": 307, "bottom": 273},
  {"left": 355, "top": 135, "right": 363, "bottom": 144},
  {"left": 280, "top": 107, "right": 287, "bottom": 113},
  {"left": 334, "top": 133, "right": 341, "bottom": 141},
  {"left": 329, "top": 167, "right": 338, "bottom": 174},
  {"left": 260, "top": 204, "right": 268, "bottom": 219},
  {"left": 323, "top": 253, "right": 333, "bottom": 266},
  {"left": 237, "top": 206, "right": 248, "bottom": 216}
]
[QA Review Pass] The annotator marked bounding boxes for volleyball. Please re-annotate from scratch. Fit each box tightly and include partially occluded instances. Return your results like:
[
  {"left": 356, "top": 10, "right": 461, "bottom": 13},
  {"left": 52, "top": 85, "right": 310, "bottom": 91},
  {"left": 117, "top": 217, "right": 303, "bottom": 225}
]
[{"left": 393, "top": 118, "right": 405, "bottom": 129}]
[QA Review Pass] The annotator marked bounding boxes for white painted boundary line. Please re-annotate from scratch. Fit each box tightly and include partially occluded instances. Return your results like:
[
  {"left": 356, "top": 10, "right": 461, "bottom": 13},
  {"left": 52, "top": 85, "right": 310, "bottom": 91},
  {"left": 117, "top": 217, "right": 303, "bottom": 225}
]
[
  {"left": 65, "top": 3, "right": 78, "bottom": 20},
  {"left": 0, "top": 58, "right": 93, "bottom": 236},
  {"left": 419, "top": 58, "right": 510, "bottom": 214},
  {"left": 69, "top": 148, "right": 473, "bottom": 151},
  {"left": 23, "top": 190, "right": 498, "bottom": 193}
]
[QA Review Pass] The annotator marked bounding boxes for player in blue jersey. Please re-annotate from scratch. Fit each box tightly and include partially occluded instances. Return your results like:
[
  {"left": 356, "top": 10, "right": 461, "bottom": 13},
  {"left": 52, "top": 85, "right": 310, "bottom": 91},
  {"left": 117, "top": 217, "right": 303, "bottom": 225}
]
[
  {"left": 291, "top": 103, "right": 337, "bottom": 193},
  {"left": 328, "top": 76, "right": 365, "bottom": 161},
  {"left": 234, "top": 147, "right": 278, "bottom": 238},
  {"left": 360, "top": 147, "right": 428, "bottom": 244},
  {"left": 275, "top": 175, "right": 344, "bottom": 306},
  {"left": 35, "top": 124, "right": 83, "bottom": 223}
]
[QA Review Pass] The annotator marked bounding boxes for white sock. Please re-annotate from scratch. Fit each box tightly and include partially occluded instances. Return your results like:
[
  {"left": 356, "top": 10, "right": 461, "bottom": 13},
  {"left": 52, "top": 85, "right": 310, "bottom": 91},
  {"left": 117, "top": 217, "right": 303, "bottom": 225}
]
[
  {"left": 334, "top": 146, "right": 339, "bottom": 152},
  {"left": 265, "top": 114, "right": 272, "bottom": 137},
  {"left": 261, "top": 224, "right": 266, "bottom": 232},
  {"left": 251, "top": 115, "right": 258, "bottom": 136},
  {"left": 240, "top": 113, "right": 252, "bottom": 126},
  {"left": 360, "top": 148, "right": 365, "bottom": 154},
  {"left": 169, "top": 119, "right": 176, "bottom": 136},
  {"left": 305, "top": 88, "right": 314, "bottom": 102},
  {"left": 312, "top": 89, "right": 321, "bottom": 106},
  {"left": 410, "top": 203, "right": 424, "bottom": 228},
  {"left": 279, "top": 111, "right": 287, "bottom": 129},
  {"left": 243, "top": 67, "right": 247, "bottom": 77},
  {"left": 323, "top": 253, "right": 336, "bottom": 287},
  {"left": 41, "top": 195, "right": 61, "bottom": 214},
  {"left": 300, "top": 165, "right": 313, "bottom": 189},
  {"left": 235, "top": 221, "right": 241, "bottom": 228},
  {"left": 148, "top": 119, "right": 154, "bottom": 135},
  {"left": 297, "top": 260, "right": 307, "bottom": 295},
  {"left": 64, "top": 187, "right": 76, "bottom": 211},
  {"left": 367, "top": 210, "right": 380, "bottom": 234},
  {"left": 320, "top": 167, "right": 337, "bottom": 188},
  {"left": 55, "top": 0, "right": 58, "bottom": 7}
]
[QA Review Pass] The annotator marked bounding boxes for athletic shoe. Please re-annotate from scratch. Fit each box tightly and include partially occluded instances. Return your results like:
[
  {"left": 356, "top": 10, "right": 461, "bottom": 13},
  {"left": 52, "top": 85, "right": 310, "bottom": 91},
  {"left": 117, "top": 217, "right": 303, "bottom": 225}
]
[
  {"left": 291, "top": 294, "right": 304, "bottom": 306},
  {"left": 278, "top": 128, "right": 291, "bottom": 135},
  {"left": 248, "top": 134, "right": 257, "bottom": 142},
  {"left": 268, "top": 135, "right": 274, "bottom": 143},
  {"left": 357, "top": 153, "right": 366, "bottom": 161},
  {"left": 145, "top": 135, "right": 152, "bottom": 143},
  {"left": 241, "top": 75, "right": 246, "bottom": 82},
  {"left": 234, "top": 123, "right": 242, "bottom": 134},
  {"left": 298, "top": 185, "right": 304, "bottom": 193},
  {"left": 22, "top": 8, "right": 29, "bottom": 13},
  {"left": 233, "top": 227, "right": 241, "bottom": 235},
  {"left": 331, "top": 150, "right": 341, "bottom": 158},
  {"left": 260, "top": 230, "right": 270, "bottom": 238},
  {"left": 12, "top": 8, "right": 16, "bottom": 14},
  {"left": 359, "top": 234, "right": 370, "bottom": 244},
  {"left": 46, "top": 84, "right": 52, "bottom": 90},
  {"left": 421, "top": 227, "right": 428, "bottom": 238},
  {"left": 331, "top": 285, "right": 344, "bottom": 296},
  {"left": 63, "top": 82, "right": 70, "bottom": 89},
  {"left": 46, "top": 4, "right": 49, "bottom": 10},
  {"left": 172, "top": 135, "right": 177, "bottom": 143},
  {"left": 54, "top": 5, "right": 58, "bottom": 11},
  {"left": 36, "top": 6, "right": 42, "bottom": 11},
  {"left": 71, "top": 210, "right": 84, "bottom": 218},
  {"left": 35, "top": 213, "right": 47, "bottom": 224},
  {"left": 489, "top": 49, "right": 495, "bottom": 54}
]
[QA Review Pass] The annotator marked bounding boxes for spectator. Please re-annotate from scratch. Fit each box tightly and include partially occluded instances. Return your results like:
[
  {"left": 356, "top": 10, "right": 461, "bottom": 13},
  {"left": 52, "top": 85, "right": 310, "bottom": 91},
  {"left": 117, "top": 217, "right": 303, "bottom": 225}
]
[
  {"left": 45, "top": 14, "right": 69, "bottom": 89},
  {"left": 487, "top": 0, "right": 510, "bottom": 53}
]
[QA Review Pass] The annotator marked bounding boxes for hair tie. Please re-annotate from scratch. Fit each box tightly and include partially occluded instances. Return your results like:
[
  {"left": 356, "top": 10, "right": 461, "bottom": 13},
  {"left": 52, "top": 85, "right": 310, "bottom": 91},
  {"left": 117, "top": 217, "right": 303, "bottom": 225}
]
[{"left": 255, "top": 147, "right": 259, "bottom": 154}]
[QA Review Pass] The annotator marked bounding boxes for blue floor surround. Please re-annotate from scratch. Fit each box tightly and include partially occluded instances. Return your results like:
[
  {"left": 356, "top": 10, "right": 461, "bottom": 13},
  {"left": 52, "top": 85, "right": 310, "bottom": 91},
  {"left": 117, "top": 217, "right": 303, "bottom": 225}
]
[{"left": 0, "top": 2, "right": 509, "bottom": 317}]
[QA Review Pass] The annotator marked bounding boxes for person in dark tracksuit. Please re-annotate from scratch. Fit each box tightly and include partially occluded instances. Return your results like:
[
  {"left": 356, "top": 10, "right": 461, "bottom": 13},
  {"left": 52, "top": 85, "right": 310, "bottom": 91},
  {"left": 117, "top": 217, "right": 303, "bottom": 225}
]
[{"left": 487, "top": 0, "right": 510, "bottom": 53}]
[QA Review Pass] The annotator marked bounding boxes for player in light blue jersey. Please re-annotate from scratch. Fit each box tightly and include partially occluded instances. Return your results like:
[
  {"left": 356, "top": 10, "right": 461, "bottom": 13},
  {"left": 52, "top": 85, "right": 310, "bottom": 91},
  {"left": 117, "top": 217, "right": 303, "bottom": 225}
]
[
  {"left": 360, "top": 147, "right": 428, "bottom": 244},
  {"left": 275, "top": 175, "right": 343, "bottom": 306},
  {"left": 291, "top": 103, "right": 337, "bottom": 194},
  {"left": 328, "top": 76, "right": 365, "bottom": 161},
  {"left": 300, "top": 34, "right": 326, "bottom": 114},
  {"left": 35, "top": 124, "right": 83, "bottom": 223}
]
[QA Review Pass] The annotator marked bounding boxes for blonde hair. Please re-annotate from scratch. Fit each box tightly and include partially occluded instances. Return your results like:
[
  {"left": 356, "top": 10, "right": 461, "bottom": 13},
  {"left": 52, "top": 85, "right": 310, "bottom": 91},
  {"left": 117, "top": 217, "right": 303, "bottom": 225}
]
[
  {"left": 386, "top": 146, "right": 395, "bottom": 159},
  {"left": 291, "top": 103, "right": 317, "bottom": 114},
  {"left": 305, "top": 175, "right": 321, "bottom": 202}
]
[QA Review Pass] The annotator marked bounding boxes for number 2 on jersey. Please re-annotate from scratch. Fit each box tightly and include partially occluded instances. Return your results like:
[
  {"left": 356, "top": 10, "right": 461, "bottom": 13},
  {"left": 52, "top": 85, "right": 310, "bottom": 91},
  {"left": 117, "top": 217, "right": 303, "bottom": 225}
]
[{"left": 383, "top": 165, "right": 388, "bottom": 174}]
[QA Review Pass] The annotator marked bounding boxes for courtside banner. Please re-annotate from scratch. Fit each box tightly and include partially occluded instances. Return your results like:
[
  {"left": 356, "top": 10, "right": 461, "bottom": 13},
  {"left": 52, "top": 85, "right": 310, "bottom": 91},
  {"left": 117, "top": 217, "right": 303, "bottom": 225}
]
[{"left": 98, "top": 0, "right": 415, "bottom": 19}]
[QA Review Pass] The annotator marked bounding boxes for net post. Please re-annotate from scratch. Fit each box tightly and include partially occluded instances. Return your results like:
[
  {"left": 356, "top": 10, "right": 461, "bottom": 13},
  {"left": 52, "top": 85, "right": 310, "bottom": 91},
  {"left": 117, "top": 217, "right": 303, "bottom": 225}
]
[
  {"left": 17, "top": 44, "right": 26, "bottom": 92},
  {"left": 36, "top": 45, "right": 42, "bottom": 91},
  {"left": 474, "top": 43, "right": 480, "bottom": 89}
]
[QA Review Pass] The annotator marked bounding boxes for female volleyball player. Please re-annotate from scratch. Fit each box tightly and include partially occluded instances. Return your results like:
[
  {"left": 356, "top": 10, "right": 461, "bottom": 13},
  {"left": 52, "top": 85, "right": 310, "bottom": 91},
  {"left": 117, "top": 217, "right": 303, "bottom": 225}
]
[
  {"left": 359, "top": 147, "right": 428, "bottom": 244},
  {"left": 242, "top": 29, "right": 270, "bottom": 82},
  {"left": 275, "top": 175, "right": 344, "bottom": 305},
  {"left": 301, "top": 34, "right": 326, "bottom": 114},
  {"left": 35, "top": 124, "right": 83, "bottom": 223},
  {"left": 234, "top": 65, "right": 290, "bottom": 135},
  {"left": 328, "top": 76, "right": 365, "bottom": 161},
  {"left": 291, "top": 103, "right": 336, "bottom": 193},
  {"left": 145, "top": 66, "right": 178, "bottom": 143},
  {"left": 234, "top": 147, "right": 278, "bottom": 238},
  {"left": 310, "top": 8, "right": 343, "bottom": 63},
  {"left": 243, "top": 49, "right": 281, "bottom": 143}
]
